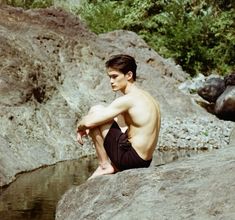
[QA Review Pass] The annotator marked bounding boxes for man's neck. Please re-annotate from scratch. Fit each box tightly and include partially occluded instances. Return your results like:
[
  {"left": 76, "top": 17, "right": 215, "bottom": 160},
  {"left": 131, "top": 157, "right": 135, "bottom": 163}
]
[{"left": 122, "top": 82, "right": 137, "bottom": 94}]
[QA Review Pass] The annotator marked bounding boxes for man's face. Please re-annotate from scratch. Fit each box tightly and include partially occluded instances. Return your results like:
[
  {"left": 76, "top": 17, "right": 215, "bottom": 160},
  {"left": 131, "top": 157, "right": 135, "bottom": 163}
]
[{"left": 107, "top": 69, "right": 128, "bottom": 92}]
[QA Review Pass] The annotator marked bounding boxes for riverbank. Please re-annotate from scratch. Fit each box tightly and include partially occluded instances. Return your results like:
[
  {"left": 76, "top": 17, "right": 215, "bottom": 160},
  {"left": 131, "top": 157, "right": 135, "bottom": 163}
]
[
  {"left": 56, "top": 142, "right": 235, "bottom": 220},
  {"left": 0, "top": 6, "right": 234, "bottom": 189}
]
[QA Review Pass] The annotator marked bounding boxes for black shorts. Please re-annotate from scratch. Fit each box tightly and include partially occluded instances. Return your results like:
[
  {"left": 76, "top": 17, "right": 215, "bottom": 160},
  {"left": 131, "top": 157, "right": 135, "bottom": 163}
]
[{"left": 104, "top": 121, "right": 152, "bottom": 171}]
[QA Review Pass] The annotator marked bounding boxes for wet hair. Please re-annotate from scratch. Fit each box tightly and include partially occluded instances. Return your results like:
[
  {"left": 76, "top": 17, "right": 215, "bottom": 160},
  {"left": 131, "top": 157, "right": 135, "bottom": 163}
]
[{"left": 105, "top": 54, "right": 137, "bottom": 81}]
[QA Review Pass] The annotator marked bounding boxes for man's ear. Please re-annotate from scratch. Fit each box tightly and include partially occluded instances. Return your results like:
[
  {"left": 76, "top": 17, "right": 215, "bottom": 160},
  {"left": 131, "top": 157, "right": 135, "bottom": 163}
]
[{"left": 126, "top": 71, "right": 133, "bottom": 80}]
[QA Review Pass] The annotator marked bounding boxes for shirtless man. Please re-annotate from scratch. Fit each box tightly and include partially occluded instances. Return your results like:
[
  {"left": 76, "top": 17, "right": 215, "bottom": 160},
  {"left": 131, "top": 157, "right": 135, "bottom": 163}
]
[{"left": 76, "top": 54, "right": 161, "bottom": 179}]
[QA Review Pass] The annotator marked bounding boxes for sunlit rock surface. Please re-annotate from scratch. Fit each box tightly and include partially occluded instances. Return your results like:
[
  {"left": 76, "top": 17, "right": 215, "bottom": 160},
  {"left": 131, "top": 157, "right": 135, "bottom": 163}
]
[
  {"left": 56, "top": 142, "right": 235, "bottom": 220},
  {"left": 0, "top": 6, "right": 97, "bottom": 186},
  {"left": 0, "top": 6, "right": 234, "bottom": 186}
]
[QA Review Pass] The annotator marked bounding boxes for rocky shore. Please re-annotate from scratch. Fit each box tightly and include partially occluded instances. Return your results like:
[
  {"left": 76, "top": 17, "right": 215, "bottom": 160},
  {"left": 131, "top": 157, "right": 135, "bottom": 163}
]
[
  {"left": 56, "top": 140, "right": 235, "bottom": 220},
  {"left": 159, "top": 115, "right": 234, "bottom": 150},
  {"left": 0, "top": 8, "right": 235, "bottom": 219},
  {"left": 0, "top": 5, "right": 234, "bottom": 220}
]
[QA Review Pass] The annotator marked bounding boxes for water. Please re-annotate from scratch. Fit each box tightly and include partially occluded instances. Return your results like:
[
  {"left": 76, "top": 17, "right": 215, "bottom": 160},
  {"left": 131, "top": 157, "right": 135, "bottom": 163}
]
[
  {"left": 0, "top": 155, "right": 98, "bottom": 220},
  {"left": 0, "top": 149, "right": 205, "bottom": 220}
]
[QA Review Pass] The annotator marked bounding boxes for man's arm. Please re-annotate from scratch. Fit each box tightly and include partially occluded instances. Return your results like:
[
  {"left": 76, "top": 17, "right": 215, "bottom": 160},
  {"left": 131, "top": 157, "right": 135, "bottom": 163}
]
[{"left": 77, "top": 95, "right": 131, "bottom": 131}]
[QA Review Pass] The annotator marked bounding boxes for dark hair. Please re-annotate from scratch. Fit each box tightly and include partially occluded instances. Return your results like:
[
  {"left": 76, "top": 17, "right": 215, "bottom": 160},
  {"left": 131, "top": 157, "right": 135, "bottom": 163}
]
[{"left": 105, "top": 54, "right": 137, "bottom": 81}]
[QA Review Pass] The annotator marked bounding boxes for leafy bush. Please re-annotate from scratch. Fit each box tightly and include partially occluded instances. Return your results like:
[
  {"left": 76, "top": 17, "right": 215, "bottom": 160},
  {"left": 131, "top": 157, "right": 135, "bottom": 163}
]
[
  {"left": 6, "top": 0, "right": 53, "bottom": 8},
  {"left": 5, "top": 0, "right": 235, "bottom": 76},
  {"left": 76, "top": 0, "right": 124, "bottom": 33},
  {"left": 77, "top": 0, "right": 235, "bottom": 76}
]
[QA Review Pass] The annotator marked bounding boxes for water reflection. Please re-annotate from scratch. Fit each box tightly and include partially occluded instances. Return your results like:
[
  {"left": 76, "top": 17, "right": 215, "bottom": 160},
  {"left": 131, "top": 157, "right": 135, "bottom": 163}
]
[
  {"left": 0, "top": 155, "right": 98, "bottom": 220},
  {"left": 0, "top": 149, "right": 206, "bottom": 220}
]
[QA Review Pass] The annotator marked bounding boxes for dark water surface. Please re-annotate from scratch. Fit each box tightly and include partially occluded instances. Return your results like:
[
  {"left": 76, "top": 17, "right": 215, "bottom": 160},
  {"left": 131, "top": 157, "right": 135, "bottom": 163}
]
[
  {"left": 0, "top": 149, "right": 205, "bottom": 220},
  {"left": 0, "top": 155, "right": 98, "bottom": 220}
]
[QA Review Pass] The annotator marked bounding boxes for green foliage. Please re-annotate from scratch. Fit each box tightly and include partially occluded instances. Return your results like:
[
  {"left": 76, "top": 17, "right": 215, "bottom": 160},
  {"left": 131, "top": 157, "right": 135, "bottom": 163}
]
[
  {"left": 75, "top": 0, "right": 124, "bottom": 33},
  {"left": 5, "top": 0, "right": 235, "bottom": 76},
  {"left": 6, "top": 0, "right": 53, "bottom": 9},
  {"left": 77, "top": 0, "right": 235, "bottom": 76}
]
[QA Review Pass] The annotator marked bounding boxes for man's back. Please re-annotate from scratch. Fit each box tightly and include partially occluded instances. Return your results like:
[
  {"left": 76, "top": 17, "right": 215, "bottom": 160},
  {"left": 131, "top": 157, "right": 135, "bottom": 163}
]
[{"left": 122, "top": 87, "right": 161, "bottom": 160}]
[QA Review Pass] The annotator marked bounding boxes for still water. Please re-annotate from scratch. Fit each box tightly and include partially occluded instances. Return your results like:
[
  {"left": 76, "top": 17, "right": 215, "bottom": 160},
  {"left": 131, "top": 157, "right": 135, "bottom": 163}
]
[{"left": 0, "top": 149, "right": 203, "bottom": 220}]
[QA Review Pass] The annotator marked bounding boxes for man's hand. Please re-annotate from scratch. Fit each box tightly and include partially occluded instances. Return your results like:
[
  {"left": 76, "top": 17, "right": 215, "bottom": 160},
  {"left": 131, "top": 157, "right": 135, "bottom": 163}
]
[{"left": 77, "top": 129, "right": 89, "bottom": 145}]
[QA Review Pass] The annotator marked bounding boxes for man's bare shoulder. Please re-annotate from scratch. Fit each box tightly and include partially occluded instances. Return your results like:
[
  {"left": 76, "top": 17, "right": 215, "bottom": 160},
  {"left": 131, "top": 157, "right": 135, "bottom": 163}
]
[
  {"left": 107, "top": 94, "right": 133, "bottom": 114},
  {"left": 112, "top": 93, "right": 133, "bottom": 104},
  {"left": 130, "top": 88, "right": 158, "bottom": 105},
  {"left": 109, "top": 87, "right": 159, "bottom": 112}
]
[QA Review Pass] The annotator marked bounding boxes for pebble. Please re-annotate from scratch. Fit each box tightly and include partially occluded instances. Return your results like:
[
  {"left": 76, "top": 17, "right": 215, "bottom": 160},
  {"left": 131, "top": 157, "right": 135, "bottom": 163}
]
[{"left": 158, "top": 116, "right": 234, "bottom": 150}]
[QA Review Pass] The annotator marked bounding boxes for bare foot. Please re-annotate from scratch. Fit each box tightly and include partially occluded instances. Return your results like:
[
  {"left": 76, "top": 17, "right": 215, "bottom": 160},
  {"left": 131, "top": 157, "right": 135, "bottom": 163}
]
[{"left": 88, "top": 162, "right": 115, "bottom": 180}]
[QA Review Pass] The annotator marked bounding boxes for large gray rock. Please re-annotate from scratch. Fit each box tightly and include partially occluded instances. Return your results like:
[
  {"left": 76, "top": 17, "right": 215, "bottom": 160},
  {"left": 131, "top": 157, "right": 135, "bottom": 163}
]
[
  {"left": 0, "top": 6, "right": 97, "bottom": 186},
  {"left": 196, "top": 73, "right": 235, "bottom": 121},
  {"left": 197, "top": 77, "right": 225, "bottom": 103},
  {"left": 0, "top": 6, "right": 234, "bottom": 187},
  {"left": 224, "top": 72, "right": 235, "bottom": 86},
  {"left": 0, "top": 6, "right": 199, "bottom": 186},
  {"left": 56, "top": 144, "right": 235, "bottom": 220},
  {"left": 215, "top": 85, "right": 235, "bottom": 121}
]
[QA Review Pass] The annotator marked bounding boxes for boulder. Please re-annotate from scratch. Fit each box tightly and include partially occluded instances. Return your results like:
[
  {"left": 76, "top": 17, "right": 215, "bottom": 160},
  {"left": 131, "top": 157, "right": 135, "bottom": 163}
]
[
  {"left": 197, "top": 77, "right": 225, "bottom": 103},
  {"left": 56, "top": 145, "right": 235, "bottom": 220},
  {"left": 0, "top": 6, "right": 203, "bottom": 186},
  {"left": 215, "top": 85, "right": 235, "bottom": 121},
  {"left": 0, "top": 6, "right": 97, "bottom": 186},
  {"left": 0, "top": 6, "right": 234, "bottom": 187},
  {"left": 197, "top": 73, "right": 235, "bottom": 121},
  {"left": 224, "top": 72, "right": 235, "bottom": 86}
]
